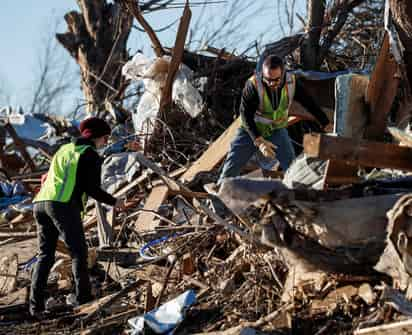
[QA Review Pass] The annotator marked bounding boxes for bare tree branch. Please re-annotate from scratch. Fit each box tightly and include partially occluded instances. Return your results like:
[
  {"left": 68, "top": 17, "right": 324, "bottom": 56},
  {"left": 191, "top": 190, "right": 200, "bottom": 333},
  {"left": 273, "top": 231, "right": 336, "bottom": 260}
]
[
  {"left": 29, "top": 18, "right": 77, "bottom": 115},
  {"left": 319, "top": 0, "right": 367, "bottom": 62},
  {"left": 122, "top": 0, "right": 166, "bottom": 57}
]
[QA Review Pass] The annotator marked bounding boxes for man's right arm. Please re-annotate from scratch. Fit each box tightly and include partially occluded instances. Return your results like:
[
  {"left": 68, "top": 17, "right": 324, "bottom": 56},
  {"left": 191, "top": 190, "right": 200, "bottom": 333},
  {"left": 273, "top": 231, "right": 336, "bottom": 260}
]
[{"left": 240, "top": 80, "right": 261, "bottom": 141}]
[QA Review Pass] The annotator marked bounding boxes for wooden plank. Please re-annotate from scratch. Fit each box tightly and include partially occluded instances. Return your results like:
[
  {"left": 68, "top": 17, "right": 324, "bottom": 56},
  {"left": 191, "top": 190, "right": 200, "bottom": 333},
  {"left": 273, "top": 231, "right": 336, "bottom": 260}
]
[
  {"left": 113, "top": 170, "right": 150, "bottom": 198},
  {"left": 304, "top": 133, "right": 412, "bottom": 172},
  {"left": 323, "top": 160, "right": 360, "bottom": 187},
  {"left": 181, "top": 117, "right": 241, "bottom": 183},
  {"left": 365, "top": 33, "right": 400, "bottom": 140},
  {"left": 135, "top": 185, "right": 169, "bottom": 232},
  {"left": 159, "top": 2, "right": 191, "bottom": 113},
  {"left": 150, "top": 166, "right": 187, "bottom": 187},
  {"left": 95, "top": 201, "right": 113, "bottom": 248},
  {"left": 96, "top": 248, "right": 139, "bottom": 265},
  {"left": 354, "top": 319, "right": 412, "bottom": 335},
  {"left": 0, "top": 254, "right": 18, "bottom": 296}
]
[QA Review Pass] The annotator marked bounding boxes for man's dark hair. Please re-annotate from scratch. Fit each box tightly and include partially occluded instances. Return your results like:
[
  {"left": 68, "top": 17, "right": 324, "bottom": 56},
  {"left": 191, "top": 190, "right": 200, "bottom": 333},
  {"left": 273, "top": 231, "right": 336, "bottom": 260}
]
[{"left": 262, "top": 55, "right": 284, "bottom": 70}]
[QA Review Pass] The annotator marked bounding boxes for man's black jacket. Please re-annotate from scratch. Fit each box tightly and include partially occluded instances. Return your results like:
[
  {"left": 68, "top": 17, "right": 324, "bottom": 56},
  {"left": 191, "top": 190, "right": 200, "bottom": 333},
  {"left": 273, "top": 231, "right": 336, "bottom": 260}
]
[{"left": 240, "top": 77, "right": 329, "bottom": 140}]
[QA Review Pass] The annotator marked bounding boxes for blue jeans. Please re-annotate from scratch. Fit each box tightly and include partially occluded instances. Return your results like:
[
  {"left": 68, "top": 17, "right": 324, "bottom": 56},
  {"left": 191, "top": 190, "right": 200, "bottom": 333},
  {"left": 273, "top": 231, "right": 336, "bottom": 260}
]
[{"left": 218, "top": 127, "right": 295, "bottom": 184}]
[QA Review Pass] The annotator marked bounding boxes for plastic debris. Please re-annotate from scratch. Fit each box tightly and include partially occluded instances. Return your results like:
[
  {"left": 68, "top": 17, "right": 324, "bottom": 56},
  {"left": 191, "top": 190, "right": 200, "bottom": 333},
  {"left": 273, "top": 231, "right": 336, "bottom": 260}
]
[
  {"left": 128, "top": 290, "right": 196, "bottom": 334},
  {"left": 122, "top": 53, "right": 204, "bottom": 136}
]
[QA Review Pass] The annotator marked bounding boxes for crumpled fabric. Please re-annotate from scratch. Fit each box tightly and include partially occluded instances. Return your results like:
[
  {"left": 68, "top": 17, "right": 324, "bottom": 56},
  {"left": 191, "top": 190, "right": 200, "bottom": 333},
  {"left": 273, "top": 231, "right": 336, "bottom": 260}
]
[
  {"left": 0, "top": 181, "right": 26, "bottom": 198},
  {"left": 0, "top": 195, "right": 29, "bottom": 210},
  {"left": 283, "top": 154, "right": 326, "bottom": 190},
  {"left": 101, "top": 152, "right": 141, "bottom": 194},
  {"left": 122, "top": 53, "right": 204, "bottom": 137}
]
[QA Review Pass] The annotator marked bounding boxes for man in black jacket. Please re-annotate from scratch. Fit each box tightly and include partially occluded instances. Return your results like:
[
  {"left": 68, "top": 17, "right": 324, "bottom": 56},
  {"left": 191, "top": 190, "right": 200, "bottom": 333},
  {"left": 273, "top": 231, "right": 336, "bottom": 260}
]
[
  {"left": 30, "top": 117, "right": 122, "bottom": 317},
  {"left": 218, "top": 55, "right": 329, "bottom": 184}
]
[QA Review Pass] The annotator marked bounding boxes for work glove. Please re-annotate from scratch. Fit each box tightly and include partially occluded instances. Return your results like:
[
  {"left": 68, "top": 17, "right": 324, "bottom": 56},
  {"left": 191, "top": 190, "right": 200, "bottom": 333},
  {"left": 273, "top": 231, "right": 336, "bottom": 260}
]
[
  {"left": 254, "top": 137, "right": 277, "bottom": 159},
  {"left": 114, "top": 198, "right": 126, "bottom": 211}
]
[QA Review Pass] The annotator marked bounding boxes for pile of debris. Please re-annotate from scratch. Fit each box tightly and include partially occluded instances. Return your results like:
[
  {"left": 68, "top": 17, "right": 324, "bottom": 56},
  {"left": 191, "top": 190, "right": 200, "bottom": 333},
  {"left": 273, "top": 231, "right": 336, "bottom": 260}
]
[
  {"left": 3, "top": 106, "right": 412, "bottom": 334},
  {"left": 4, "top": 1, "right": 412, "bottom": 334}
]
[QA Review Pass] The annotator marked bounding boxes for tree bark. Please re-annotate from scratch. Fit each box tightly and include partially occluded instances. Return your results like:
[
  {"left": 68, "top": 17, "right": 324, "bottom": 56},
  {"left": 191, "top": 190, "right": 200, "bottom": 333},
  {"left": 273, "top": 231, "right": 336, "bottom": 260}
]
[
  {"left": 300, "top": 0, "right": 367, "bottom": 70},
  {"left": 56, "top": 1, "right": 132, "bottom": 114},
  {"left": 300, "top": 0, "right": 325, "bottom": 70},
  {"left": 390, "top": 0, "right": 412, "bottom": 92}
]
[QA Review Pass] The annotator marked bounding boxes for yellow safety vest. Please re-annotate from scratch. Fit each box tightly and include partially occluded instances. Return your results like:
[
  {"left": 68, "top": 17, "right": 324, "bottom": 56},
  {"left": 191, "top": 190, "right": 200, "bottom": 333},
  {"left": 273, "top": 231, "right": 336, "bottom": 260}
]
[
  {"left": 244, "top": 73, "right": 296, "bottom": 138},
  {"left": 34, "top": 143, "right": 92, "bottom": 205}
]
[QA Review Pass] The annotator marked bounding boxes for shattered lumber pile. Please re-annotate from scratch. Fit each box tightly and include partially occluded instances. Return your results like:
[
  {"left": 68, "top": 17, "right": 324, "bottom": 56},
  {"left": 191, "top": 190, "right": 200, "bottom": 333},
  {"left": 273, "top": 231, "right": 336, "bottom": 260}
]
[{"left": 3, "top": 118, "right": 412, "bottom": 335}]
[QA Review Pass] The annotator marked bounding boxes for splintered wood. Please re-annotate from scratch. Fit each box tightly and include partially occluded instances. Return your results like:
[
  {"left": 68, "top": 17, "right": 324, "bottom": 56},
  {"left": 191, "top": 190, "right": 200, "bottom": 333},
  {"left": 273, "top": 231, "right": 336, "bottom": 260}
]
[
  {"left": 304, "top": 133, "right": 412, "bottom": 172},
  {"left": 134, "top": 185, "right": 169, "bottom": 232},
  {"left": 181, "top": 117, "right": 240, "bottom": 183}
]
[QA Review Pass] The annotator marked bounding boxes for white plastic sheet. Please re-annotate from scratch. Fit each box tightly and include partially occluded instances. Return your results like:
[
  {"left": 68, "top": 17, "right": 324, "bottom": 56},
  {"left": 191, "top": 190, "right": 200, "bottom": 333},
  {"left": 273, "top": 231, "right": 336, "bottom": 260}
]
[
  {"left": 128, "top": 289, "right": 196, "bottom": 334},
  {"left": 122, "top": 53, "right": 204, "bottom": 135},
  {"left": 283, "top": 154, "right": 326, "bottom": 190},
  {"left": 101, "top": 152, "right": 141, "bottom": 194}
]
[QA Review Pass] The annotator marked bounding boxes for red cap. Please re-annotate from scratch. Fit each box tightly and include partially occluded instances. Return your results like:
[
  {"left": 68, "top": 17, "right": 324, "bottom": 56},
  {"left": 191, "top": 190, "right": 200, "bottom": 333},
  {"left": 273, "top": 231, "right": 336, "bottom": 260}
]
[{"left": 79, "top": 117, "right": 111, "bottom": 139}]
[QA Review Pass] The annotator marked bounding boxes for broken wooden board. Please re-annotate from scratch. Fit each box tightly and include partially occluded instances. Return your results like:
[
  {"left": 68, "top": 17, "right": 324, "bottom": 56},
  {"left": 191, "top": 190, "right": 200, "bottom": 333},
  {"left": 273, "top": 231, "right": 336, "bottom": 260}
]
[
  {"left": 311, "top": 285, "right": 360, "bottom": 314},
  {"left": 133, "top": 152, "right": 205, "bottom": 198},
  {"left": 0, "top": 287, "right": 27, "bottom": 306},
  {"left": 304, "top": 133, "right": 412, "bottom": 172},
  {"left": 354, "top": 319, "right": 412, "bottom": 335},
  {"left": 323, "top": 159, "right": 360, "bottom": 187},
  {"left": 135, "top": 185, "right": 169, "bottom": 232},
  {"left": 96, "top": 248, "right": 139, "bottom": 266},
  {"left": 181, "top": 117, "right": 241, "bottom": 183},
  {"left": 365, "top": 33, "right": 400, "bottom": 141},
  {"left": 159, "top": 1, "right": 191, "bottom": 112},
  {"left": 95, "top": 201, "right": 113, "bottom": 248},
  {"left": 0, "top": 253, "right": 18, "bottom": 296}
]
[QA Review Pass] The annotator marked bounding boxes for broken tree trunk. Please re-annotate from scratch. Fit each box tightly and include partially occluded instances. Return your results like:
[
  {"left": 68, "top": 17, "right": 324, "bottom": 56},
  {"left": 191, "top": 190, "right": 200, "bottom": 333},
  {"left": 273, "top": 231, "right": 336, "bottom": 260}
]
[
  {"left": 300, "top": 0, "right": 325, "bottom": 70},
  {"left": 389, "top": 0, "right": 412, "bottom": 128},
  {"left": 390, "top": 0, "right": 412, "bottom": 87},
  {"left": 56, "top": 0, "right": 132, "bottom": 114}
]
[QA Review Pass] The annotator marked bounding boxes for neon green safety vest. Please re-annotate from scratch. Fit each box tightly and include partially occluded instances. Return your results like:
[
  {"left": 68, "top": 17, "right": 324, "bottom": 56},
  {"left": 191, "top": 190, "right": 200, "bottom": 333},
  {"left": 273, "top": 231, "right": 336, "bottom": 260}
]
[
  {"left": 243, "top": 73, "right": 296, "bottom": 138},
  {"left": 34, "top": 143, "right": 92, "bottom": 204}
]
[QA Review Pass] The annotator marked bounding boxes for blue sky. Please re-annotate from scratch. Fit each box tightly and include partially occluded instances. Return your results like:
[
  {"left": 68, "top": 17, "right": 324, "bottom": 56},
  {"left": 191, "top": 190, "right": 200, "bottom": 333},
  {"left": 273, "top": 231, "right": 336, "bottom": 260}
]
[{"left": 0, "top": 0, "right": 305, "bottom": 115}]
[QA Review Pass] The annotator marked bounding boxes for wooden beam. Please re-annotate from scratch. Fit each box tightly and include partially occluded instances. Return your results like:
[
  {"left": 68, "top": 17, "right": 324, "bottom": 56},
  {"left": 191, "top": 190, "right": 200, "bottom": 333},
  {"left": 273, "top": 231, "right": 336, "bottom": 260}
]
[
  {"left": 304, "top": 133, "right": 412, "bottom": 172},
  {"left": 323, "top": 160, "right": 360, "bottom": 187},
  {"left": 135, "top": 185, "right": 169, "bottom": 232},
  {"left": 354, "top": 319, "right": 412, "bottom": 334},
  {"left": 160, "top": 2, "right": 191, "bottom": 113},
  {"left": 365, "top": 33, "right": 400, "bottom": 140},
  {"left": 96, "top": 248, "right": 139, "bottom": 265},
  {"left": 95, "top": 201, "right": 113, "bottom": 248},
  {"left": 181, "top": 117, "right": 241, "bottom": 183}
]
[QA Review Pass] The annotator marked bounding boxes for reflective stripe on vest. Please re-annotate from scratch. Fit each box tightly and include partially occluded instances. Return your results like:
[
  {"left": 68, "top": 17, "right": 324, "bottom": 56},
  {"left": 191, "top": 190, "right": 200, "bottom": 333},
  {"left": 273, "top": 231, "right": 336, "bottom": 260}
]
[
  {"left": 34, "top": 143, "right": 92, "bottom": 203},
  {"left": 246, "top": 73, "right": 296, "bottom": 137}
]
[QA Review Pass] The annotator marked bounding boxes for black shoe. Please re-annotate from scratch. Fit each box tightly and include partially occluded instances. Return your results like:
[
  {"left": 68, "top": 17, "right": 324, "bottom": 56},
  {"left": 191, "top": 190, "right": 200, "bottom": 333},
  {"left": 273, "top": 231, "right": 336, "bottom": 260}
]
[{"left": 29, "top": 309, "right": 49, "bottom": 321}]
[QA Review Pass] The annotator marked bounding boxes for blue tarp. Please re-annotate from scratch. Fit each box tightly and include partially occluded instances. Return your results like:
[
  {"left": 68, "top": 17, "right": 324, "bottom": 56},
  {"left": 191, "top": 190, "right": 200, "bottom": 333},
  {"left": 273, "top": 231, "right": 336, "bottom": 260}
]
[{"left": 0, "top": 195, "right": 29, "bottom": 210}]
